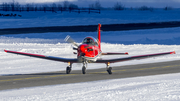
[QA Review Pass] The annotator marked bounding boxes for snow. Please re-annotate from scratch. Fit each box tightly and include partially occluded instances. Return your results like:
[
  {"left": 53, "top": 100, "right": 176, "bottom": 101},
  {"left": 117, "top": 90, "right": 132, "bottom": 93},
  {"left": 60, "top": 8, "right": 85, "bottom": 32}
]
[
  {"left": 1, "top": 73, "right": 180, "bottom": 101},
  {"left": 0, "top": 10, "right": 180, "bottom": 100}
]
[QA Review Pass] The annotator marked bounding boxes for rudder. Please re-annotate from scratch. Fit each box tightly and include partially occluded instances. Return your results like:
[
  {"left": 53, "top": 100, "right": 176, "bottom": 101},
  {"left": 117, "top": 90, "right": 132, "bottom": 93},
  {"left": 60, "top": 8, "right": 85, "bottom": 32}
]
[{"left": 97, "top": 24, "right": 101, "bottom": 50}]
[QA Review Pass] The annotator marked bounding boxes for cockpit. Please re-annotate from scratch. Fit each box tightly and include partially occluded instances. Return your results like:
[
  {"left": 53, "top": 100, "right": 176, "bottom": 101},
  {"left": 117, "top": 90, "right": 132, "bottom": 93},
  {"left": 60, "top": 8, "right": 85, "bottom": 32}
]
[{"left": 82, "top": 37, "right": 98, "bottom": 46}]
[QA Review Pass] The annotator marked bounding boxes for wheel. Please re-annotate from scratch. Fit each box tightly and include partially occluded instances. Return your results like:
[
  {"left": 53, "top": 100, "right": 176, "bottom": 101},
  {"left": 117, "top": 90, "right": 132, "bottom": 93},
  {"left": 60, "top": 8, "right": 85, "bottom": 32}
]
[
  {"left": 107, "top": 67, "right": 112, "bottom": 75},
  {"left": 82, "top": 66, "right": 86, "bottom": 74},
  {"left": 66, "top": 66, "right": 71, "bottom": 74}
]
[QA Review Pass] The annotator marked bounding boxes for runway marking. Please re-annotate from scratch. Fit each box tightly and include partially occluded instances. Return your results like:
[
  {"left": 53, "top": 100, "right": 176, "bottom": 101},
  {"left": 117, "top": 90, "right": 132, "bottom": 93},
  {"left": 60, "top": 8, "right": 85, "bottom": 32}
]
[
  {"left": 24, "top": 77, "right": 41, "bottom": 80},
  {"left": 0, "top": 64, "right": 180, "bottom": 83},
  {"left": 0, "top": 74, "right": 81, "bottom": 82}
]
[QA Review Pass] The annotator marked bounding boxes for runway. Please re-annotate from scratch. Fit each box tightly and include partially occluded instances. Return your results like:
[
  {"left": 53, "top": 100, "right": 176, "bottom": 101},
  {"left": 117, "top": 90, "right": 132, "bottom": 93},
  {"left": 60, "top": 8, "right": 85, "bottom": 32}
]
[{"left": 0, "top": 60, "right": 180, "bottom": 91}]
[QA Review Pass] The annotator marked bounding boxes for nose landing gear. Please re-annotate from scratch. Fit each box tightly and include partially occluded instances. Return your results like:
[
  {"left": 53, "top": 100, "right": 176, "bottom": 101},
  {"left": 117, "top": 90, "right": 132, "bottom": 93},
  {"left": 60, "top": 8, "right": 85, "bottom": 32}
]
[
  {"left": 82, "top": 61, "right": 87, "bottom": 74},
  {"left": 82, "top": 66, "right": 86, "bottom": 74}
]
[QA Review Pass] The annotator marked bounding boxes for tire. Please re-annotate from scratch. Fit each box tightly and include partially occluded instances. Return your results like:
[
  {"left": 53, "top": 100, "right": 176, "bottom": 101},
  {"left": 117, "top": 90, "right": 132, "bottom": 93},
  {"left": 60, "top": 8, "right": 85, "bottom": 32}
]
[
  {"left": 66, "top": 66, "right": 71, "bottom": 74},
  {"left": 107, "top": 67, "right": 112, "bottom": 75},
  {"left": 82, "top": 66, "right": 86, "bottom": 74}
]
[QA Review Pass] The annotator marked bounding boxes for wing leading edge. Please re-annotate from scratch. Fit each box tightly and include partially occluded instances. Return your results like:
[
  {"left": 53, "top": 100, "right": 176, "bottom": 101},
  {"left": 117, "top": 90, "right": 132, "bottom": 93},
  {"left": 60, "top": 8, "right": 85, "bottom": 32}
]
[
  {"left": 4, "top": 50, "right": 78, "bottom": 63},
  {"left": 96, "top": 51, "right": 176, "bottom": 63}
]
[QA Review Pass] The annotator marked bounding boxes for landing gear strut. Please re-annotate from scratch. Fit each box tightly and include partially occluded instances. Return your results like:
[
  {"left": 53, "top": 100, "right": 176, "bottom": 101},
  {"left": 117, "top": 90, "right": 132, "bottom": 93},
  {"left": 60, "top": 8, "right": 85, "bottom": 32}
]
[
  {"left": 106, "top": 62, "right": 112, "bottom": 75},
  {"left": 66, "top": 62, "right": 72, "bottom": 74}
]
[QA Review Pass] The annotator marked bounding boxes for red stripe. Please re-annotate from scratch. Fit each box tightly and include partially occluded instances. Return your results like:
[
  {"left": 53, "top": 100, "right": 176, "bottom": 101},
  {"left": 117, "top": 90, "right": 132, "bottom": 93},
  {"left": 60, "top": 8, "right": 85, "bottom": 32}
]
[
  {"left": 170, "top": 51, "right": 176, "bottom": 54},
  {"left": 4, "top": 50, "right": 46, "bottom": 57},
  {"left": 98, "top": 24, "right": 101, "bottom": 50}
]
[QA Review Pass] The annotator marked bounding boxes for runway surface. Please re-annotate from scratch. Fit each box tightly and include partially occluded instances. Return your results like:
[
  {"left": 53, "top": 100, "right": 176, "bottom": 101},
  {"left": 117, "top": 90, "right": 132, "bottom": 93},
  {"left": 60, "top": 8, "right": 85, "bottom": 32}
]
[{"left": 0, "top": 60, "right": 180, "bottom": 91}]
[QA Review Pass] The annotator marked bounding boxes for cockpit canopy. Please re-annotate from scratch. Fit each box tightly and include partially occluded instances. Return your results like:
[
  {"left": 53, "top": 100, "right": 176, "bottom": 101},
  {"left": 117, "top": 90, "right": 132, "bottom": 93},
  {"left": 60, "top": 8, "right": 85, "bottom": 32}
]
[{"left": 82, "top": 37, "right": 98, "bottom": 46}]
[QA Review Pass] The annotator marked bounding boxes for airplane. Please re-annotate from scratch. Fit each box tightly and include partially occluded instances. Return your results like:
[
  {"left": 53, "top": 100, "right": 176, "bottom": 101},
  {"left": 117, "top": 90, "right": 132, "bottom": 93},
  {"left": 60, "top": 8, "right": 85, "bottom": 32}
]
[{"left": 4, "top": 24, "right": 176, "bottom": 75}]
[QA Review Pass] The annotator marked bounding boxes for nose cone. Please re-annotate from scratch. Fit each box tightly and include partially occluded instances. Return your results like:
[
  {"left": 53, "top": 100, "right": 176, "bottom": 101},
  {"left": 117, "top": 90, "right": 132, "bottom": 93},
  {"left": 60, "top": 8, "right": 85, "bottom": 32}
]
[{"left": 79, "top": 44, "right": 87, "bottom": 53}]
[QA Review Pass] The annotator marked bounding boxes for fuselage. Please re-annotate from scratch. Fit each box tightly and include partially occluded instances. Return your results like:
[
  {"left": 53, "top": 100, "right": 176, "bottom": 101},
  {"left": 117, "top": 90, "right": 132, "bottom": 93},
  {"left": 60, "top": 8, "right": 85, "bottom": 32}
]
[{"left": 77, "top": 37, "right": 101, "bottom": 62}]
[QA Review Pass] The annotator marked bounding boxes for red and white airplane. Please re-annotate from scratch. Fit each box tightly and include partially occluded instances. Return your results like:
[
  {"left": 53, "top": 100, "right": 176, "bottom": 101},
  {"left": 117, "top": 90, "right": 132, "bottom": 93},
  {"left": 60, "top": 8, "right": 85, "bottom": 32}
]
[{"left": 4, "top": 24, "right": 176, "bottom": 74}]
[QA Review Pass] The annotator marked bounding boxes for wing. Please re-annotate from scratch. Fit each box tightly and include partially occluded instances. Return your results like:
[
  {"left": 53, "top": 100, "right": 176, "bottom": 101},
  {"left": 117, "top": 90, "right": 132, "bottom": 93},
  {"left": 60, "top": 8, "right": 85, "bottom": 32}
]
[
  {"left": 4, "top": 50, "right": 78, "bottom": 63},
  {"left": 96, "top": 51, "right": 176, "bottom": 63}
]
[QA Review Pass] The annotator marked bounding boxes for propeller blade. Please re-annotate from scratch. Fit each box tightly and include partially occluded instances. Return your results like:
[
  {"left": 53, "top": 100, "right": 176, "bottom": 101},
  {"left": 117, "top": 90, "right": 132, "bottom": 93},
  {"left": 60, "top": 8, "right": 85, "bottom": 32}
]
[
  {"left": 64, "top": 35, "right": 79, "bottom": 47},
  {"left": 73, "top": 47, "right": 78, "bottom": 50}
]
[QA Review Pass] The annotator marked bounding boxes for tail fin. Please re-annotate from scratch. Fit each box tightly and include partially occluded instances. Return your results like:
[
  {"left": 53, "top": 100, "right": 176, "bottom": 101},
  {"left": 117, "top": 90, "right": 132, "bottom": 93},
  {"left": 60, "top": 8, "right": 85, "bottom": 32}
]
[{"left": 97, "top": 24, "right": 101, "bottom": 50}]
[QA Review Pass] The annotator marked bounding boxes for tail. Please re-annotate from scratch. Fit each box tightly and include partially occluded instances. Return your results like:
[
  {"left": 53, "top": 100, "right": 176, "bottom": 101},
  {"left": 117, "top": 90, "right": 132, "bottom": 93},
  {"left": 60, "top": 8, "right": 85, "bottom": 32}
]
[{"left": 97, "top": 24, "right": 101, "bottom": 50}]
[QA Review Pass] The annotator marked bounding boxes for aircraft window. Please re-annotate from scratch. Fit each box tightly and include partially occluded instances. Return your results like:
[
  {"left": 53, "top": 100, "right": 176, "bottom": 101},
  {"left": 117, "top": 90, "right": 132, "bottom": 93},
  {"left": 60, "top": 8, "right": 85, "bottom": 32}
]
[
  {"left": 83, "top": 38, "right": 93, "bottom": 44},
  {"left": 83, "top": 37, "right": 98, "bottom": 46}
]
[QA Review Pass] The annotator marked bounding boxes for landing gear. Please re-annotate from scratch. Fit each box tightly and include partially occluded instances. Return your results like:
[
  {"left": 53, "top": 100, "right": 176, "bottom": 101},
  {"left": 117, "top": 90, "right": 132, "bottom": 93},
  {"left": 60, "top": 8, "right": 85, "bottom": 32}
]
[
  {"left": 107, "top": 67, "right": 112, "bottom": 74},
  {"left": 66, "top": 66, "right": 71, "bottom": 74},
  {"left": 82, "top": 61, "right": 87, "bottom": 74},
  {"left": 66, "top": 62, "right": 72, "bottom": 74},
  {"left": 82, "top": 66, "right": 86, "bottom": 74},
  {"left": 106, "top": 62, "right": 112, "bottom": 75}
]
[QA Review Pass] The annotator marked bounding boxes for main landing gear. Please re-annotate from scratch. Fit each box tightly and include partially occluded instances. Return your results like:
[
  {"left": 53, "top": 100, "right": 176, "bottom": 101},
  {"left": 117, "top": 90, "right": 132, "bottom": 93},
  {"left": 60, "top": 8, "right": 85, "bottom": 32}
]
[
  {"left": 66, "top": 62, "right": 87, "bottom": 74},
  {"left": 66, "top": 65, "right": 87, "bottom": 74},
  {"left": 106, "top": 62, "right": 112, "bottom": 75},
  {"left": 66, "top": 62, "right": 72, "bottom": 74},
  {"left": 66, "top": 62, "right": 112, "bottom": 75}
]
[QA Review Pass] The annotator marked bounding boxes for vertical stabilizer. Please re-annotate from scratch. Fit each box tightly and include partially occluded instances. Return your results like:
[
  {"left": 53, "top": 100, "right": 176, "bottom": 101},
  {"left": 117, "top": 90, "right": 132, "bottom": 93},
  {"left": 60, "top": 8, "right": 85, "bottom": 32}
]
[{"left": 97, "top": 24, "right": 101, "bottom": 50}]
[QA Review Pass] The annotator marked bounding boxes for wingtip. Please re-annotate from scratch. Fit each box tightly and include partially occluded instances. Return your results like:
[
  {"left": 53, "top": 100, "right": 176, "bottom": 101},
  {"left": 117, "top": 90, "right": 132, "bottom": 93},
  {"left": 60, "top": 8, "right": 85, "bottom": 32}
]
[
  {"left": 125, "top": 52, "right": 129, "bottom": 55},
  {"left": 170, "top": 51, "right": 176, "bottom": 54},
  {"left": 4, "top": 49, "right": 7, "bottom": 52}
]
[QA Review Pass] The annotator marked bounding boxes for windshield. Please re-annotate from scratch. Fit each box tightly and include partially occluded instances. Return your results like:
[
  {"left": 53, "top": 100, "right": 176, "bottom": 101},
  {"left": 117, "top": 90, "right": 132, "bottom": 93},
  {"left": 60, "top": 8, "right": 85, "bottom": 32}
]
[{"left": 82, "top": 37, "right": 98, "bottom": 46}]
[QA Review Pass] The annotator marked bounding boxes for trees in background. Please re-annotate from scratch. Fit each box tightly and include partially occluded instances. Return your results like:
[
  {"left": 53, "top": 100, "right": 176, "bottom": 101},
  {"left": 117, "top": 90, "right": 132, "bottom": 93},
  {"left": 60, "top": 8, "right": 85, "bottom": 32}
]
[
  {"left": 0, "top": 1, "right": 175, "bottom": 12},
  {"left": 89, "top": 1, "right": 102, "bottom": 9},
  {"left": 138, "top": 6, "right": 153, "bottom": 11},
  {"left": 114, "top": 2, "right": 124, "bottom": 10},
  {"left": 0, "top": 1, "right": 79, "bottom": 12},
  {"left": 164, "top": 6, "right": 173, "bottom": 10}
]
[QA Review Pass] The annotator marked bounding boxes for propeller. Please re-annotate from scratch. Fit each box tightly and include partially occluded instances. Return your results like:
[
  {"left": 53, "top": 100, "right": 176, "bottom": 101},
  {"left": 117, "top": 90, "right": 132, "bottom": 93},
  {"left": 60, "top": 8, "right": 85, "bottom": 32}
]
[{"left": 64, "top": 35, "right": 79, "bottom": 47}]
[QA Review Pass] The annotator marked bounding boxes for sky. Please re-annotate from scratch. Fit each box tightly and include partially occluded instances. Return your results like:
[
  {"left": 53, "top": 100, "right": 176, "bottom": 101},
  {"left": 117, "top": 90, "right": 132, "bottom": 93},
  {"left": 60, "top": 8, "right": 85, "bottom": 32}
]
[{"left": 0, "top": 0, "right": 180, "bottom": 8}]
